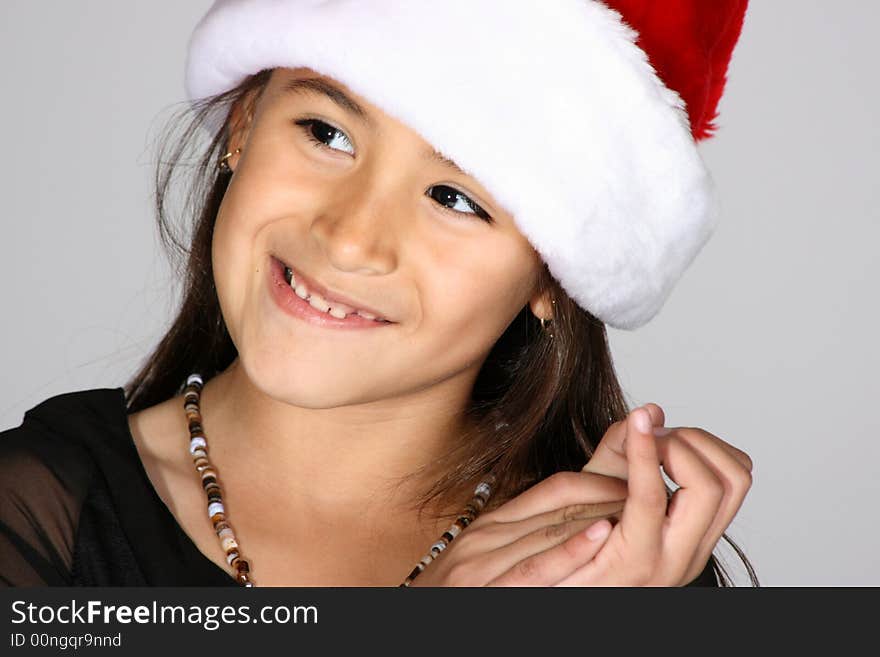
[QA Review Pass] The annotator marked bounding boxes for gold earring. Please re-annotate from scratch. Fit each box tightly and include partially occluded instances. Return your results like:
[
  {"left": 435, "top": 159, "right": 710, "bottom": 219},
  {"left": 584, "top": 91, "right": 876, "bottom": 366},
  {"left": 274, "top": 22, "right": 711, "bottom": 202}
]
[
  {"left": 539, "top": 316, "right": 554, "bottom": 338},
  {"left": 218, "top": 147, "right": 242, "bottom": 172}
]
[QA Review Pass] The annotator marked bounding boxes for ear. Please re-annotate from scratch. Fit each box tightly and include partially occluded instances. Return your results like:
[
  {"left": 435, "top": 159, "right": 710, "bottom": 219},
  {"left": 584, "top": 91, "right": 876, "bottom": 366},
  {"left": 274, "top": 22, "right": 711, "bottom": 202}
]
[
  {"left": 528, "top": 288, "right": 554, "bottom": 322},
  {"left": 224, "top": 89, "right": 259, "bottom": 172}
]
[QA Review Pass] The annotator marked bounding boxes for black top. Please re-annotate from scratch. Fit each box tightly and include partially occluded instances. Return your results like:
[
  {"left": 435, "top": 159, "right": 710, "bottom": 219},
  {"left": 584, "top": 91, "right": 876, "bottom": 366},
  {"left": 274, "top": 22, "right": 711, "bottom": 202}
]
[{"left": 0, "top": 388, "right": 719, "bottom": 587}]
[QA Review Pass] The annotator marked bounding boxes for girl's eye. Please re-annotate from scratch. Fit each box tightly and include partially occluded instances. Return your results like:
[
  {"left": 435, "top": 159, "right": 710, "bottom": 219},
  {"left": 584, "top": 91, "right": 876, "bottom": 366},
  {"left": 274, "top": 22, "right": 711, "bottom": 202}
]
[
  {"left": 295, "top": 118, "right": 491, "bottom": 224},
  {"left": 426, "top": 185, "right": 492, "bottom": 223},
  {"left": 295, "top": 118, "right": 355, "bottom": 155}
]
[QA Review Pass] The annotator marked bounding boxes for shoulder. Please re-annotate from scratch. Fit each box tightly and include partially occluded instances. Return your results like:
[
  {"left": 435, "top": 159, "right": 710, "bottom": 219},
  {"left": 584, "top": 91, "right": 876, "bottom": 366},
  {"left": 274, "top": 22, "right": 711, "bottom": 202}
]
[
  {"left": 0, "top": 387, "right": 128, "bottom": 476},
  {"left": 0, "top": 387, "right": 134, "bottom": 517},
  {"left": 0, "top": 387, "right": 127, "bottom": 585}
]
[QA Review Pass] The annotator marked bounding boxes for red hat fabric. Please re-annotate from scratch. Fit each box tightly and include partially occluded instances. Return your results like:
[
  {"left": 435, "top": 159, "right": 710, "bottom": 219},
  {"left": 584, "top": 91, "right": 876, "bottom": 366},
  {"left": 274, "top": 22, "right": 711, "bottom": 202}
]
[{"left": 604, "top": 0, "right": 749, "bottom": 140}]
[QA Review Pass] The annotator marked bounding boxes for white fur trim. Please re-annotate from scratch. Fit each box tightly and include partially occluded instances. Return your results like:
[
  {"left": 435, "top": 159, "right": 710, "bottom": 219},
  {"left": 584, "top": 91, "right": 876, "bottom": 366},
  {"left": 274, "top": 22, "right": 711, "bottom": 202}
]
[{"left": 185, "top": 0, "right": 720, "bottom": 329}]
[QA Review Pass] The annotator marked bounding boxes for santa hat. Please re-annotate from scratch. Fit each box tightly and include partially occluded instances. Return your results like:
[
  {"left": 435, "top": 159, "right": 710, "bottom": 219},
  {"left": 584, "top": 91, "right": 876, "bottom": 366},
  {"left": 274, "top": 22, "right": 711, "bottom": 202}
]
[{"left": 184, "top": 0, "right": 749, "bottom": 330}]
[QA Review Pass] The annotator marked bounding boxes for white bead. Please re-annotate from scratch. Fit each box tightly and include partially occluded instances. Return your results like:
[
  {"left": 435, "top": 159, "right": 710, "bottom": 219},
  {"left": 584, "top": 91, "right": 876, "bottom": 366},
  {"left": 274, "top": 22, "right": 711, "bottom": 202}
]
[
  {"left": 187, "top": 373, "right": 203, "bottom": 386},
  {"left": 208, "top": 502, "right": 225, "bottom": 517},
  {"left": 189, "top": 437, "right": 207, "bottom": 454}
]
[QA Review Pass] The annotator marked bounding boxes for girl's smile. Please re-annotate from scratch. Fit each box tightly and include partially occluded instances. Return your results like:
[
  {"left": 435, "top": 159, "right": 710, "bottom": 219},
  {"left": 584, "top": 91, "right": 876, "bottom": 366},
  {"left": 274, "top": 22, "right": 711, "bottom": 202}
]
[{"left": 267, "top": 254, "right": 396, "bottom": 330}]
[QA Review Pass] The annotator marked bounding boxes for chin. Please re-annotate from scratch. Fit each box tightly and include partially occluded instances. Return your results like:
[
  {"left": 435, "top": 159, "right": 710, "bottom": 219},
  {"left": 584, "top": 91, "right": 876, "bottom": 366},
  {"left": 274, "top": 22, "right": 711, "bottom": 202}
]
[{"left": 239, "top": 347, "right": 388, "bottom": 409}]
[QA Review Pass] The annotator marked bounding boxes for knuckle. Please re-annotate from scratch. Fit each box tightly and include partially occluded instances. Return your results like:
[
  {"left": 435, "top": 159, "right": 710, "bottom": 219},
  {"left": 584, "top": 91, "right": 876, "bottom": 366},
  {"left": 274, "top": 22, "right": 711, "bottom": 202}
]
[
  {"left": 732, "top": 467, "right": 753, "bottom": 494},
  {"left": 544, "top": 522, "right": 570, "bottom": 541},
  {"left": 514, "top": 555, "right": 543, "bottom": 581},
  {"left": 561, "top": 502, "right": 597, "bottom": 522},
  {"left": 705, "top": 473, "right": 726, "bottom": 505}
]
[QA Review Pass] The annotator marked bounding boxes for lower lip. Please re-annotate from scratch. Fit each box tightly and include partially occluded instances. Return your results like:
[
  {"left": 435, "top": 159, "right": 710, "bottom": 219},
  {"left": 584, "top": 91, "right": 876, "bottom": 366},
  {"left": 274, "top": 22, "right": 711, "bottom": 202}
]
[{"left": 267, "top": 255, "right": 394, "bottom": 330}]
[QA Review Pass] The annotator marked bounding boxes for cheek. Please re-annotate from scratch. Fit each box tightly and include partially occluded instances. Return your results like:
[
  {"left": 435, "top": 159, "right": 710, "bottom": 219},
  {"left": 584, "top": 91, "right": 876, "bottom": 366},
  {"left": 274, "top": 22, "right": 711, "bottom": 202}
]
[
  {"left": 417, "top": 250, "right": 534, "bottom": 364},
  {"left": 210, "top": 182, "right": 272, "bottom": 342}
]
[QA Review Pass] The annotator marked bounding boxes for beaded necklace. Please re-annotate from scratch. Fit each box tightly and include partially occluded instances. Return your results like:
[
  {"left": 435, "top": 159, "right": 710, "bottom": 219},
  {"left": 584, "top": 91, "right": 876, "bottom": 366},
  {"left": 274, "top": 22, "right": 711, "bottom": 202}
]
[{"left": 182, "top": 373, "right": 496, "bottom": 586}]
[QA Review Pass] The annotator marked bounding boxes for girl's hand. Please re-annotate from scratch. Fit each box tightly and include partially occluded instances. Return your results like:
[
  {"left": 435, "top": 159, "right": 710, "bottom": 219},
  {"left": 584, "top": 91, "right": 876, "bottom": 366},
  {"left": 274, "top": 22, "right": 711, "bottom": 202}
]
[
  {"left": 408, "top": 470, "right": 629, "bottom": 586},
  {"left": 567, "top": 403, "right": 754, "bottom": 586}
]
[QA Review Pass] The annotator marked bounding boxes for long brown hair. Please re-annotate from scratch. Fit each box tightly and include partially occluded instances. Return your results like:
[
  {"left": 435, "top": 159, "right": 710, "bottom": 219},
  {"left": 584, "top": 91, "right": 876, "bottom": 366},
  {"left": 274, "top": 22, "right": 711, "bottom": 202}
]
[{"left": 125, "top": 68, "right": 758, "bottom": 587}]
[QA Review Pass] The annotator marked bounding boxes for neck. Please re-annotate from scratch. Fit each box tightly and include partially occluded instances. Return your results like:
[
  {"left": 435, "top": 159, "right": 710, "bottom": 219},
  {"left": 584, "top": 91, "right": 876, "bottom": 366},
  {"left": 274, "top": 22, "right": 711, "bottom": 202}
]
[{"left": 194, "top": 359, "right": 478, "bottom": 525}]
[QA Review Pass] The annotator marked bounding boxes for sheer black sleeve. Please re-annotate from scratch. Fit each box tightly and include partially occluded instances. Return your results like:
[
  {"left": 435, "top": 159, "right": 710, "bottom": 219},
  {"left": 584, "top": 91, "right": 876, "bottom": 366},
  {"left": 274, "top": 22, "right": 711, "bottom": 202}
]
[{"left": 0, "top": 417, "right": 95, "bottom": 586}]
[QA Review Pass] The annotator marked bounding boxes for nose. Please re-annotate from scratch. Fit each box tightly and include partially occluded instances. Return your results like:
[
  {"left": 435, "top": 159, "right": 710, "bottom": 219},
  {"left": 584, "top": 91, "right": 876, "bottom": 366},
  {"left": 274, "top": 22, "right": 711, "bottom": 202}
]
[{"left": 309, "top": 175, "right": 401, "bottom": 275}]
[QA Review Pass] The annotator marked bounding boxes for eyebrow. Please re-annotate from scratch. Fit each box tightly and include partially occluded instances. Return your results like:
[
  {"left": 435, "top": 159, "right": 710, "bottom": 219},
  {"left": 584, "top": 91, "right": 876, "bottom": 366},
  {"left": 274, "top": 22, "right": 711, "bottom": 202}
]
[{"left": 281, "top": 77, "right": 470, "bottom": 177}]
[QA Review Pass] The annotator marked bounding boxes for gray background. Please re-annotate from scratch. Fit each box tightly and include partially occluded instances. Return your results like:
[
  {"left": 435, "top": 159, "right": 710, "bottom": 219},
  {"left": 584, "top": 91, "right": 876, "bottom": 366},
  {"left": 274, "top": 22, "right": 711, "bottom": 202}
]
[{"left": 1, "top": 1, "right": 877, "bottom": 585}]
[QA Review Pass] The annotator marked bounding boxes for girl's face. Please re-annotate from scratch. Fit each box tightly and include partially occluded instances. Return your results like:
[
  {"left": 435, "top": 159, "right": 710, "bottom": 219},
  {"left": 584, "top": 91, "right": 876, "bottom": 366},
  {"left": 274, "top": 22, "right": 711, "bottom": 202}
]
[{"left": 213, "top": 67, "right": 547, "bottom": 408}]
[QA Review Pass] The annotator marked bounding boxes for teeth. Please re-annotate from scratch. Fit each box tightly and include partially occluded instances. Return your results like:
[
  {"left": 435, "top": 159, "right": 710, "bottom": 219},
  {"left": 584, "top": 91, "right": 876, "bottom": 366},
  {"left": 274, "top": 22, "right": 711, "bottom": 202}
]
[
  {"left": 294, "top": 282, "right": 309, "bottom": 300},
  {"left": 284, "top": 263, "right": 387, "bottom": 322},
  {"left": 307, "top": 292, "right": 331, "bottom": 313}
]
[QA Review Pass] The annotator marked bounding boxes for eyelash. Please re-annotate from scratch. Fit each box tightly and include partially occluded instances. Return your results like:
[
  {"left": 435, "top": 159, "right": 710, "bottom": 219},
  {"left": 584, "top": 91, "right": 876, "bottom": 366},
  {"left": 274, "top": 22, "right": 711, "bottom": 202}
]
[{"left": 294, "top": 118, "right": 493, "bottom": 224}]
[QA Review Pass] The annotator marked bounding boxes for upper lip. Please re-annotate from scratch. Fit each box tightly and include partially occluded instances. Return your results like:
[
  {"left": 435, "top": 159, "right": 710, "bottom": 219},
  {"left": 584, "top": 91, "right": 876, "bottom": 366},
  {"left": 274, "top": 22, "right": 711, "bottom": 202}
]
[{"left": 275, "top": 255, "right": 394, "bottom": 322}]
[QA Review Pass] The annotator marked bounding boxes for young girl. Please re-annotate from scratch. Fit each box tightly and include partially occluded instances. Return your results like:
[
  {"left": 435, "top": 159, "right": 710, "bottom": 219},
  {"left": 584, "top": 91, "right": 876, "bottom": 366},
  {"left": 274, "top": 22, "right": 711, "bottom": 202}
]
[{"left": 0, "top": 0, "right": 757, "bottom": 587}]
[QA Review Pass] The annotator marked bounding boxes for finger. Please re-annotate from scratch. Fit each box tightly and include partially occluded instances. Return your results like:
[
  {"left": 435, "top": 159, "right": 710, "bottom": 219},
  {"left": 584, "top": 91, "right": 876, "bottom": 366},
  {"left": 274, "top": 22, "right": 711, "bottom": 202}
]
[
  {"left": 581, "top": 402, "right": 666, "bottom": 479},
  {"left": 681, "top": 428, "right": 753, "bottom": 473},
  {"left": 655, "top": 426, "right": 752, "bottom": 474},
  {"left": 483, "top": 471, "right": 628, "bottom": 524},
  {"left": 485, "top": 518, "right": 614, "bottom": 586},
  {"left": 660, "top": 430, "right": 752, "bottom": 581},
  {"left": 642, "top": 402, "right": 666, "bottom": 429},
  {"left": 556, "top": 431, "right": 721, "bottom": 588},
  {"left": 616, "top": 407, "right": 667, "bottom": 568},
  {"left": 580, "top": 419, "right": 629, "bottom": 479},
  {"left": 473, "top": 499, "right": 626, "bottom": 552},
  {"left": 653, "top": 435, "right": 725, "bottom": 584}
]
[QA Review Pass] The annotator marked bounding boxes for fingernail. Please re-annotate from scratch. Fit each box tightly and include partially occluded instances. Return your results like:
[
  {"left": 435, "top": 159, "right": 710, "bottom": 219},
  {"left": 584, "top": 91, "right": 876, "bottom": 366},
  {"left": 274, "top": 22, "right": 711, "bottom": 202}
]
[
  {"left": 653, "top": 426, "right": 672, "bottom": 436},
  {"left": 633, "top": 407, "right": 652, "bottom": 433},
  {"left": 585, "top": 520, "right": 611, "bottom": 541}
]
